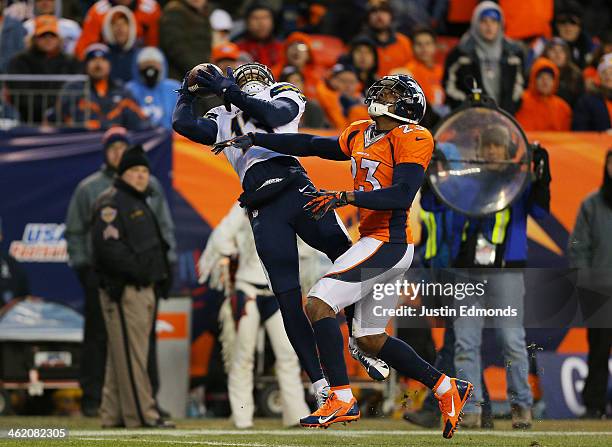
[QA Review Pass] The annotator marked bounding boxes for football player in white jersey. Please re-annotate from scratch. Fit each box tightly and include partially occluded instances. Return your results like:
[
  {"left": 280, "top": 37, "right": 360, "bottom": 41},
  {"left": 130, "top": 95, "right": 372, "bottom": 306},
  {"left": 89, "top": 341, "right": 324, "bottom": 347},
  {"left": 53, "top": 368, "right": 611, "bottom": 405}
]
[{"left": 172, "top": 62, "right": 389, "bottom": 405}]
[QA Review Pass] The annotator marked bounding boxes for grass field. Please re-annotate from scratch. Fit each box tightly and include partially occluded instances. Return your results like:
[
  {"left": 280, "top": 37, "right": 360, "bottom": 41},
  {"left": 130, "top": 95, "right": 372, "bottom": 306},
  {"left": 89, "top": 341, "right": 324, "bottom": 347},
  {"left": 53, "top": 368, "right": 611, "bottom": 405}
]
[{"left": 0, "top": 417, "right": 611, "bottom": 447}]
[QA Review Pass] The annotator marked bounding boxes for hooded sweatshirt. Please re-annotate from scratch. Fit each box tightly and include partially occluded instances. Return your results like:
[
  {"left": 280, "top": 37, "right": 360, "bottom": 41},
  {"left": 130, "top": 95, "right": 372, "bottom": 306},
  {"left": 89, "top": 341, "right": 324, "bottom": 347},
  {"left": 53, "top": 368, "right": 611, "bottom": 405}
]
[
  {"left": 126, "top": 46, "right": 180, "bottom": 129},
  {"left": 468, "top": 1, "right": 504, "bottom": 104},
  {"left": 75, "top": 0, "right": 161, "bottom": 60},
  {"left": 272, "top": 32, "right": 324, "bottom": 99},
  {"left": 443, "top": 1, "right": 524, "bottom": 114},
  {"left": 515, "top": 57, "right": 572, "bottom": 131},
  {"left": 102, "top": 5, "right": 139, "bottom": 83}
]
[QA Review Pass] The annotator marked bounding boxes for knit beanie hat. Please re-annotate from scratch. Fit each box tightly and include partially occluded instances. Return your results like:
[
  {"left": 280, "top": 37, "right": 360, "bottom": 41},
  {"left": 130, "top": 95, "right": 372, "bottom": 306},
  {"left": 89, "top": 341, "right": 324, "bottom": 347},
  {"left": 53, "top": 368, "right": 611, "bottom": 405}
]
[{"left": 118, "top": 144, "right": 149, "bottom": 174}]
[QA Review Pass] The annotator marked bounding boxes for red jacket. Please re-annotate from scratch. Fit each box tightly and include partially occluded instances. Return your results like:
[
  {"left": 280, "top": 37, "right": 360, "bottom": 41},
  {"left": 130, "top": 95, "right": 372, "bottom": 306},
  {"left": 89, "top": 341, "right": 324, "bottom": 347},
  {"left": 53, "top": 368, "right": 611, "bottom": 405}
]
[{"left": 235, "top": 36, "right": 283, "bottom": 68}]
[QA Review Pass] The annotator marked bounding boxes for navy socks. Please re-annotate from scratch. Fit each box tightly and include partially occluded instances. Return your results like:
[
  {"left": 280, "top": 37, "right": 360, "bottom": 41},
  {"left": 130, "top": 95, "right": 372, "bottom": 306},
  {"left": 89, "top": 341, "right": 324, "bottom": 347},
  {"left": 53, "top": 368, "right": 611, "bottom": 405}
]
[
  {"left": 378, "top": 336, "right": 443, "bottom": 389},
  {"left": 313, "top": 317, "right": 350, "bottom": 387}
]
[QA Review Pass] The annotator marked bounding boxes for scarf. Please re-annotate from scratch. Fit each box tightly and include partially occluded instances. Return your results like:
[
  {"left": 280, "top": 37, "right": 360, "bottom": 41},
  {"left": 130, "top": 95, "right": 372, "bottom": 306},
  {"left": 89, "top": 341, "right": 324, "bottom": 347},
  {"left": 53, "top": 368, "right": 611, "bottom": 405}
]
[{"left": 467, "top": 1, "right": 504, "bottom": 103}]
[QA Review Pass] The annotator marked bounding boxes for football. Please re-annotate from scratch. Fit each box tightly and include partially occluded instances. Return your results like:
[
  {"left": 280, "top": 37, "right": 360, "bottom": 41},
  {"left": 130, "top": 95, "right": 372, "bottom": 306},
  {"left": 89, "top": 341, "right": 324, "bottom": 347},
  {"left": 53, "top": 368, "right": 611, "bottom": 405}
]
[{"left": 187, "top": 63, "right": 224, "bottom": 98}]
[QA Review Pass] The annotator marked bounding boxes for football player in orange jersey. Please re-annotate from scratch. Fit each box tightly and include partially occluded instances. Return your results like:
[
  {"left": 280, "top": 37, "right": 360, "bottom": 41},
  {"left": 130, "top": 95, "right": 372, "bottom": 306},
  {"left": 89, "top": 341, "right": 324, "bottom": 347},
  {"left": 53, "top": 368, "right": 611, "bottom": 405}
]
[{"left": 213, "top": 75, "right": 473, "bottom": 438}]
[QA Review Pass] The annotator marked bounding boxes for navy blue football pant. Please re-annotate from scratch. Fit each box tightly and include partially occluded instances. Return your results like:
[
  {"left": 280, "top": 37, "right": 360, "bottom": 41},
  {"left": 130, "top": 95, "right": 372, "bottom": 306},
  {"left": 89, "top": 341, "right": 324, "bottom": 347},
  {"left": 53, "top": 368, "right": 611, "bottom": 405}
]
[{"left": 247, "top": 174, "right": 351, "bottom": 382}]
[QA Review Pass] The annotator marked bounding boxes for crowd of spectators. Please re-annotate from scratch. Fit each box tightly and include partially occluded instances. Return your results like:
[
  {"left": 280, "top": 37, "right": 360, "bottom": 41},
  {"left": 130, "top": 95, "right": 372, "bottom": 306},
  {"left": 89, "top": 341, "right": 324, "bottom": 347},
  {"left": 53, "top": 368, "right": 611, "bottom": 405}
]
[{"left": 0, "top": 0, "right": 610, "bottom": 132}]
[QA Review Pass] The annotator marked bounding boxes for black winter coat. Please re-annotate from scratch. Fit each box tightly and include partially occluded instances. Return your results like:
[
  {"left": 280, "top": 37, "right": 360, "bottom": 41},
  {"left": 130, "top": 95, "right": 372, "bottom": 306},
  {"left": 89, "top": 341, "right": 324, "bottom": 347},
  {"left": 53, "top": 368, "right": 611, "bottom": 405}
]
[
  {"left": 442, "top": 37, "right": 525, "bottom": 116},
  {"left": 92, "top": 178, "right": 169, "bottom": 299},
  {"left": 7, "top": 47, "right": 80, "bottom": 123}
]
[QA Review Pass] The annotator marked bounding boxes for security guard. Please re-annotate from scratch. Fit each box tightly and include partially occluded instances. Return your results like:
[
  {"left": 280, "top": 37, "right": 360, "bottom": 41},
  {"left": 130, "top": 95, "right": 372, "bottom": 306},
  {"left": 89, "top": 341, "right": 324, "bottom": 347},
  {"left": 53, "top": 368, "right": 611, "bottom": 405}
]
[
  {"left": 66, "top": 126, "right": 176, "bottom": 417},
  {"left": 91, "top": 145, "right": 173, "bottom": 428}
]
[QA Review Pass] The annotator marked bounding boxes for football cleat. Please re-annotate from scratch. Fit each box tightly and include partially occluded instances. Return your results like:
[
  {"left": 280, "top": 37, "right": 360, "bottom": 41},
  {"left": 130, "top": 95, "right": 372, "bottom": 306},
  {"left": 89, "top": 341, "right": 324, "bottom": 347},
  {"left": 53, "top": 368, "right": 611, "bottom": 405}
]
[
  {"left": 300, "top": 391, "right": 360, "bottom": 428},
  {"left": 315, "top": 385, "right": 330, "bottom": 408},
  {"left": 349, "top": 337, "right": 390, "bottom": 381},
  {"left": 435, "top": 378, "right": 474, "bottom": 439}
]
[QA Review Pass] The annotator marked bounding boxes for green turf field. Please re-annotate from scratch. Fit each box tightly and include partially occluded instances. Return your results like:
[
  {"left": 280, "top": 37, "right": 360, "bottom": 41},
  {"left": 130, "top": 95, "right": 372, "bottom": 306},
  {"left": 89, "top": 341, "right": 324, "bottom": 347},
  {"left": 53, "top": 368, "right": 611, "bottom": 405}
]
[{"left": 0, "top": 417, "right": 611, "bottom": 447}]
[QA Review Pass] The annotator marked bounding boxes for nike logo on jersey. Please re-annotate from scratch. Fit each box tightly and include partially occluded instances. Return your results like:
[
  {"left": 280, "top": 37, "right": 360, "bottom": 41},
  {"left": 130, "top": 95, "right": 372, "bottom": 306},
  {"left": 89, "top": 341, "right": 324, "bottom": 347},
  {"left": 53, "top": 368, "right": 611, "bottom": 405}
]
[
  {"left": 447, "top": 398, "right": 456, "bottom": 417},
  {"left": 318, "top": 408, "right": 341, "bottom": 424},
  {"left": 415, "top": 136, "right": 427, "bottom": 141},
  {"left": 298, "top": 185, "right": 310, "bottom": 193}
]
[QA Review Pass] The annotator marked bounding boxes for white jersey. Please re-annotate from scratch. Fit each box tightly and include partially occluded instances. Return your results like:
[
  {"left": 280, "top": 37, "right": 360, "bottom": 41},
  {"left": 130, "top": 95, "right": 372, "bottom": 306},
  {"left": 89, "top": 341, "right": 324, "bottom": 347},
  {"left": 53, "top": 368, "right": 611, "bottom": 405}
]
[{"left": 205, "top": 82, "right": 306, "bottom": 182}]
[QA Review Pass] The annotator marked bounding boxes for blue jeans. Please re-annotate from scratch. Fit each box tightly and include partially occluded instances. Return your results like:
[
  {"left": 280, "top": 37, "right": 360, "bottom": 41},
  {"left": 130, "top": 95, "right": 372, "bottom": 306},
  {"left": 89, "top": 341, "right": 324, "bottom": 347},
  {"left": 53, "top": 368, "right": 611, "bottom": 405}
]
[{"left": 454, "top": 271, "right": 533, "bottom": 414}]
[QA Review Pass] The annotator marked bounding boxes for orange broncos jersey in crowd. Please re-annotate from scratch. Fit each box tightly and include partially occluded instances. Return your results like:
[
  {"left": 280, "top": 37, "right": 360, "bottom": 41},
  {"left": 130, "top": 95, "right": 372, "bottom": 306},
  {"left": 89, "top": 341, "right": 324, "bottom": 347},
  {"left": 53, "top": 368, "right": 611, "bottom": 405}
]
[{"left": 338, "top": 119, "right": 434, "bottom": 244}]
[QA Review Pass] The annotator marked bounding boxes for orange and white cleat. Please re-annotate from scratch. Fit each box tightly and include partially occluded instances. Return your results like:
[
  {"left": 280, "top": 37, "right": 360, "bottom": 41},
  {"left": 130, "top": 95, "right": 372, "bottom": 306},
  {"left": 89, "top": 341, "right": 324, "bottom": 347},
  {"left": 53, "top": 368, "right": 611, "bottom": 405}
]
[
  {"left": 435, "top": 378, "right": 474, "bottom": 439},
  {"left": 300, "top": 391, "right": 360, "bottom": 428}
]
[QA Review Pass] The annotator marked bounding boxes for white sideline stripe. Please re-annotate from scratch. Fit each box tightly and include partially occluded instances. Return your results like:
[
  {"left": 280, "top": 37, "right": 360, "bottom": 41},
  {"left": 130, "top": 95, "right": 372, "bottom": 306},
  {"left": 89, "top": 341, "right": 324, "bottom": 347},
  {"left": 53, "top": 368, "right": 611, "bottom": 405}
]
[
  {"left": 74, "top": 429, "right": 612, "bottom": 438},
  {"left": 76, "top": 437, "right": 299, "bottom": 447}
]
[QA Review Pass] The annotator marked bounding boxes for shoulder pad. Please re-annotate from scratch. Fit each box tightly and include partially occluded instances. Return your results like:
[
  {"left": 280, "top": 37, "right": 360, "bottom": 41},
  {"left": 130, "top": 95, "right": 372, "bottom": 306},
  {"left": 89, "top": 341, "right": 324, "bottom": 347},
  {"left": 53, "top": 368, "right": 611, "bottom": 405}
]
[
  {"left": 269, "top": 83, "right": 306, "bottom": 102},
  {"left": 347, "top": 119, "right": 373, "bottom": 130},
  {"left": 392, "top": 124, "right": 432, "bottom": 139}
]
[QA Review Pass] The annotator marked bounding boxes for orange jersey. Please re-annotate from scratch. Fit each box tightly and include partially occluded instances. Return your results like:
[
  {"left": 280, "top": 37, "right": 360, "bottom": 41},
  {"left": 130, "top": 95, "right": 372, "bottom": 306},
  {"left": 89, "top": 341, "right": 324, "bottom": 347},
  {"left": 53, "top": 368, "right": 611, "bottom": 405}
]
[{"left": 339, "top": 120, "right": 434, "bottom": 243}]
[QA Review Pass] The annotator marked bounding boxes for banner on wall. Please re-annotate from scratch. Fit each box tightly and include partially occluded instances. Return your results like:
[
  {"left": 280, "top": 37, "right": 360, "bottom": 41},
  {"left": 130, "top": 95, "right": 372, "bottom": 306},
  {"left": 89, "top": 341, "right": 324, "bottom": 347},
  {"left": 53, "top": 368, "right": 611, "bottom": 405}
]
[
  {"left": 537, "top": 352, "right": 612, "bottom": 419},
  {"left": 0, "top": 128, "right": 172, "bottom": 311}
]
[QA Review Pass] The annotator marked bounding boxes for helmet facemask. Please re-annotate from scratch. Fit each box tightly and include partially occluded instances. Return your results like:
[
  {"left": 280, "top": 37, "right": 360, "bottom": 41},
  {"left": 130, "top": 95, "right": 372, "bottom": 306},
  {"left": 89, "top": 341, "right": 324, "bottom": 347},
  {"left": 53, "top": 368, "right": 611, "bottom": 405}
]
[
  {"left": 366, "top": 76, "right": 426, "bottom": 124},
  {"left": 233, "top": 63, "right": 275, "bottom": 95}
]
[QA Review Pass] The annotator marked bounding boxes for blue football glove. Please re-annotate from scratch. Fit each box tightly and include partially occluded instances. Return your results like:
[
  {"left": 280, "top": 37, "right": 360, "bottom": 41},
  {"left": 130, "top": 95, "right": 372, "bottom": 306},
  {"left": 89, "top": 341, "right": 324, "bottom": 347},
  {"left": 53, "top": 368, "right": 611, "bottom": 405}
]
[
  {"left": 176, "top": 71, "right": 195, "bottom": 96},
  {"left": 195, "top": 66, "right": 237, "bottom": 97},
  {"left": 212, "top": 133, "right": 255, "bottom": 155}
]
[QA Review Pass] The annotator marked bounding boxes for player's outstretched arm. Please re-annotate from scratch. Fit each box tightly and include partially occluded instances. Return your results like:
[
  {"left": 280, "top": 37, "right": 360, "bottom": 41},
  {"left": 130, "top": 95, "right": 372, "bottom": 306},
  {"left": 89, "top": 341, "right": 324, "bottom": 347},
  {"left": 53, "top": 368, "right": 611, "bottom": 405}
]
[
  {"left": 196, "top": 67, "right": 300, "bottom": 128},
  {"left": 227, "top": 87, "right": 300, "bottom": 129},
  {"left": 303, "top": 164, "right": 425, "bottom": 220},
  {"left": 212, "top": 132, "right": 350, "bottom": 161},
  {"left": 172, "top": 77, "right": 218, "bottom": 145},
  {"left": 351, "top": 163, "right": 425, "bottom": 210}
]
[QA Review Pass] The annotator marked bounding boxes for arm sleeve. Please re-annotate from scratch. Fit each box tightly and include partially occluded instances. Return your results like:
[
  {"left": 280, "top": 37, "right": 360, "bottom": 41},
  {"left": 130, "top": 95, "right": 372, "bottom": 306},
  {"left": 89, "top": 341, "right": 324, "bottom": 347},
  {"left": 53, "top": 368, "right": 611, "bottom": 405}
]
[
  {"left": 571, "top": 96, "right": 590, "bottom": 130},
  {"left": 208, "top": 202, "right": 244, "bottom": 257},
  {"left": 224, "top": 84, "right": 300, "bottom": 128},
  {"left": 64, "top": 187, "right": 91, "bottom": 268},
  {"left": 567, "top": 201, "right": 592, "bottom": 268},
  {"left": 144, "top": 7, "right": 161, "bottom": 47},
  {"left": 353, "top": 163, "right": 425, "bottom": 210},
  {"left": 252, "top": 132, "right": 349, "bottom": 161},
  {"left": 120, "top": 97, "right": 151, "bottom": 130},
  {"left": 420, "top": 181, "right": 447, "bottom": 212},
  {"left": 149, "top": 178, "right": 177, "bottom": 264},
  {"left": 172, "top": 94, "right": 218, "bottom": 145},
  {"left": 528, "top": 180, "right": 551, "bottom": 215},
  {"left": 442, "top": 48, "right": 467, "bottom": 109},
  {"left": 74, "top": 9, "right": 101, "bottom": 59}
]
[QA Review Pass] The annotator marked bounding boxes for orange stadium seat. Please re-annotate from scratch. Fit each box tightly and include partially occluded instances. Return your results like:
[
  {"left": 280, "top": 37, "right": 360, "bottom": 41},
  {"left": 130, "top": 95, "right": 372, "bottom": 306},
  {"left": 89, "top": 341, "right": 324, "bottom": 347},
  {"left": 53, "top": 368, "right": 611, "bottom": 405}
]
[{"left": 308, "top": 34, "right": 347, "bottom": 68}]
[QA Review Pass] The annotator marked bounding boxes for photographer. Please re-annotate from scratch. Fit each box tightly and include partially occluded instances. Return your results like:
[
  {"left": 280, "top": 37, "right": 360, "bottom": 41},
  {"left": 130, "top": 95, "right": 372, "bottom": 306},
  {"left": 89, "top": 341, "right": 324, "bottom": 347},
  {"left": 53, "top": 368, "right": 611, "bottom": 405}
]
[{"left": 452, "top": 127, "right": 551, "bottom": 430}]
